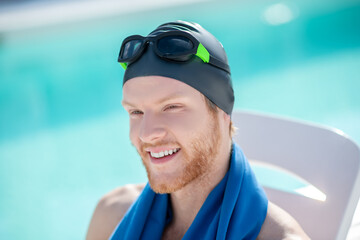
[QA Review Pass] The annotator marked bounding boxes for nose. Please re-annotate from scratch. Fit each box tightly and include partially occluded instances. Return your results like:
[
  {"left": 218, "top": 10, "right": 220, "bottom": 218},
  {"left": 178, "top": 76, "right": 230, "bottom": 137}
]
[{"left": 138, "top": 113, "right": 166, "bottom": 143}]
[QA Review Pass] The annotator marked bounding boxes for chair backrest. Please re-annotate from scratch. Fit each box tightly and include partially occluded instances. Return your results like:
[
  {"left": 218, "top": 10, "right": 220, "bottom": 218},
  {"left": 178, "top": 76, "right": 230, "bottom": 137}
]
[{"left": 232, "top": 111, "right": 360, "bottom": 240}]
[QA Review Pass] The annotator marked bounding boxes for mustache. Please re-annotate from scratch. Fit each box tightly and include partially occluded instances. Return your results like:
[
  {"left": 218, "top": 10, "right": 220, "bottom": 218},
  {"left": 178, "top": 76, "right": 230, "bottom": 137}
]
[{"left": 136, "top": 140, "right": 181, "bottom": 153}]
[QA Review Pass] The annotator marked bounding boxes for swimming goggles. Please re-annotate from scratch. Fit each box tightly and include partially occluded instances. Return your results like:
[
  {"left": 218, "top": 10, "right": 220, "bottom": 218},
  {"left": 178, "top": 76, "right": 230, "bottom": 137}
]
[{"left": 118, "top": 31, "right": 231, "bottom": 74}]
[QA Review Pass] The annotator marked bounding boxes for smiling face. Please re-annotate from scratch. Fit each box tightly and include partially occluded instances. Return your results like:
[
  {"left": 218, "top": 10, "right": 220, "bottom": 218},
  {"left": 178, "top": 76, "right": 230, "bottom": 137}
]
[{"left": 122, "top": 76, "right": 230, "bottom": 193}]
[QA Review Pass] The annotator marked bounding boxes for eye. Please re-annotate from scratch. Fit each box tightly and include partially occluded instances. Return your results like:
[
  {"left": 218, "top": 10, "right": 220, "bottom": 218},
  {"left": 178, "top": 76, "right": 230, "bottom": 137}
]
[
  {"left": 164, "top": 105, "right": 181, "bottom": 111},
  {"left": 129, "top": 110, "right": 143, "bottom": 115}
]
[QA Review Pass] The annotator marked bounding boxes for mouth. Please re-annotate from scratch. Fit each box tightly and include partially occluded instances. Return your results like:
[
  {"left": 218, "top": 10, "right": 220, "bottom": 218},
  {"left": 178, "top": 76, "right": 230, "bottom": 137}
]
[{"left": 147, "top": 147, "right": 181, "bottom": 164}]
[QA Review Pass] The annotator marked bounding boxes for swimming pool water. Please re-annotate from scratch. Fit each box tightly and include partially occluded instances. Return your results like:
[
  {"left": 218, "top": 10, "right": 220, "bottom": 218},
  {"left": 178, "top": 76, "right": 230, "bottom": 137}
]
[{"left": 1, "top": 0, "right": 360, "bottom": 239}]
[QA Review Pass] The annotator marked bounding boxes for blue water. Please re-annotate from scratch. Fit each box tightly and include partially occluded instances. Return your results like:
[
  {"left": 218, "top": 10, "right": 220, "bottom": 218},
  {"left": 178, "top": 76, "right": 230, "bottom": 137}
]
[{"left": 0, "top": 0, "right": 360, "bottom": 239}]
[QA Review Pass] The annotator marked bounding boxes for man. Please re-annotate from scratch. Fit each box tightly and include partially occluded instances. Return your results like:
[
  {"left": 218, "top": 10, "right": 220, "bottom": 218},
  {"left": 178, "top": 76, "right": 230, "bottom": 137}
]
[{"left": 87, "top": 21, "right": 310, "bottom": 240}]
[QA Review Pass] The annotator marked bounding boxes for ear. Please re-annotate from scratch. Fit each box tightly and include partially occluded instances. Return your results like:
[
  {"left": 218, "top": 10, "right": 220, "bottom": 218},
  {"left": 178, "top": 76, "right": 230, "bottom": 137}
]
[
  {"left": 218, "top": 110, "right": 231, "bottom": 129},
  {"left": 222, "top": 111, "right": 231, "bottom": 123}
]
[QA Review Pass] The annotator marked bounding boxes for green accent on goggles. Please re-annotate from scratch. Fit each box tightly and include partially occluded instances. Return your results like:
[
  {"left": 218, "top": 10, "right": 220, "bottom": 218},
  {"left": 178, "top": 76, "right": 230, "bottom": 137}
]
[
  {"left": 196, "top": 43, "right": 210, "bottom": 63},
  {"left": 120, "top": 62, "right": 128, "bottom": 70}
]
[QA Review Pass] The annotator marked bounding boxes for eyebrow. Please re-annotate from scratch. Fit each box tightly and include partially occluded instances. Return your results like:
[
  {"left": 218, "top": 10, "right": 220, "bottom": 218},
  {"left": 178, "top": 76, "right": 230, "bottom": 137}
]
[{"left": 122, "top": 93, "right": 187, "bottom": 108}]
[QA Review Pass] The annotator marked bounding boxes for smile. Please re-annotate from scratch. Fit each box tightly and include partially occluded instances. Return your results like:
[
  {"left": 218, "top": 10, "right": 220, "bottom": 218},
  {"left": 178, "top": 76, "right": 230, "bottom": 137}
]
[{"left": 150, "top": 148, "right": 180, "bottom": 159}]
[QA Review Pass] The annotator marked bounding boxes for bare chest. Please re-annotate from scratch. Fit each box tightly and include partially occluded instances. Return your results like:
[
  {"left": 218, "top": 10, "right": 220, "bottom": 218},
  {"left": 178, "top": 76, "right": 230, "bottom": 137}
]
[{"left": 161, "top": 225, "right": 186, "bottom": 240}]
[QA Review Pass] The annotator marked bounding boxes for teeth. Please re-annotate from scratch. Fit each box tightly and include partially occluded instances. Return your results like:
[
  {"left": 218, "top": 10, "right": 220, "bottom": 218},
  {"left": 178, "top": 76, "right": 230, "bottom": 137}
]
[{"left": 150, "top": 148, "right": 179, "bottom": 159}]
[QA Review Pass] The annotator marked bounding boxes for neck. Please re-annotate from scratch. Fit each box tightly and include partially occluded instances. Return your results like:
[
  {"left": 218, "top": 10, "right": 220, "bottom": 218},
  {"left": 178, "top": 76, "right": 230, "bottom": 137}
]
[{"left": 165, "top": 141, "right": 232, "bottom": 238}]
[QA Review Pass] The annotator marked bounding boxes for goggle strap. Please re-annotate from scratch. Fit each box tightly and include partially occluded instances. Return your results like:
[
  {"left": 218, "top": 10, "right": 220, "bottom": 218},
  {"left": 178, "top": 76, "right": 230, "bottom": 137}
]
[
  {"left": 120, "top": 62, "right": 128, "bottom": 70},
  {"left": 196, "top": 43, "right": 231, "bottom": 74},
  {"left": 196, "top": 43, "right": 210, "bottom": 63},
  {"left": 208, "top": 56, "right": 231, "bottom": 74}
]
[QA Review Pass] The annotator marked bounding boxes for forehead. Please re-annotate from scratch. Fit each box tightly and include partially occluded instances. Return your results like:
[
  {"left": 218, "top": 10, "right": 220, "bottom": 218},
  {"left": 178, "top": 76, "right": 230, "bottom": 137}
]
[{"left": 122, "top": 76, "right": 203, "bottom": 105}]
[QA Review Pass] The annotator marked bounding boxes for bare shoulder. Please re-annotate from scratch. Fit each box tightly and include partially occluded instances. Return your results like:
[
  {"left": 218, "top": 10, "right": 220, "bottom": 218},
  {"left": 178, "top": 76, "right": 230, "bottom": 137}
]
[
  {"left": 257, "top": 201, "right": 311, "bottom": 240},
  {"left": 86, "top": 183, "right": 146, "bottom": 240}
]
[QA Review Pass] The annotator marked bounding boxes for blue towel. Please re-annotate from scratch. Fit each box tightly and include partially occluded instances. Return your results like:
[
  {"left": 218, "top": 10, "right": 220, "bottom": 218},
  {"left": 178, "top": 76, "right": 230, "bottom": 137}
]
[{"left": 110, "top": 143, "right": 268, "bottom": 239}]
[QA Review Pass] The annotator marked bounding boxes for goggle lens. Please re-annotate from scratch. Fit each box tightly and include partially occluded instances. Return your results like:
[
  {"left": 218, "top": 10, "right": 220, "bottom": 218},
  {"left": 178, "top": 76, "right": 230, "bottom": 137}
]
[
  {"left": 157, "top": 36, "right": 194, "bottom": 56},
  {"left": 121, "top": 39, "right": 143, "bottom": 59}
]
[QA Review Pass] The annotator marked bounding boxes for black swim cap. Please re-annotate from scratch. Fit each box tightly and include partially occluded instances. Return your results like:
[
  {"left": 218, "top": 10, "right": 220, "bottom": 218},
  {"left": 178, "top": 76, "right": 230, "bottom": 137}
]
[{"left": 122, "top": 20, "right": 234, "bottom": 115}]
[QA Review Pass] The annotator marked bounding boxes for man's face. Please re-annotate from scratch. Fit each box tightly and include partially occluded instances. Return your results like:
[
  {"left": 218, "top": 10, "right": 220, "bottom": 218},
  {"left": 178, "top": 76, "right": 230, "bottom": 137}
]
[{"left": 122, "top": 76, "right": 223, "bottom": 193}]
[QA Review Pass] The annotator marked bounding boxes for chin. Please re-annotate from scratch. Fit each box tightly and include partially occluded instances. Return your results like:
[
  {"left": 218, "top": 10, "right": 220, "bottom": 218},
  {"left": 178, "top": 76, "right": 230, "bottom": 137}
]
[
  {"left": 147, "top": 162, "right": 206, "bottom": 194},
  {"left": 149, "top": 182, "right": 178, "bottom": 194},
  {"left": 147, "top": 172, "right": 189, "bottom": 194},
  {"left": 149, "top": 180, "right": 194, "bottom": 194}
]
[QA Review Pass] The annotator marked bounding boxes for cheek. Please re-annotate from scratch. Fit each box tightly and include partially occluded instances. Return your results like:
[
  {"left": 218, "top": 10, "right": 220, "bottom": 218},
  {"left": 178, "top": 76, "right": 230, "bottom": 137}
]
[
  {"left": 164, "top": 115, "right": 192, "bottom": 133},
  {"left": 165, "top": 112, "right": 208, "bottom": 137}
]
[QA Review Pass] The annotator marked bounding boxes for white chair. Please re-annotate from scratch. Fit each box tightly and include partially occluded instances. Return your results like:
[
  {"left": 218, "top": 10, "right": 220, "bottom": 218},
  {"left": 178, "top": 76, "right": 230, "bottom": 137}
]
[{"left": 232, "top": 111, "right": 360, "bottom": 240}]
